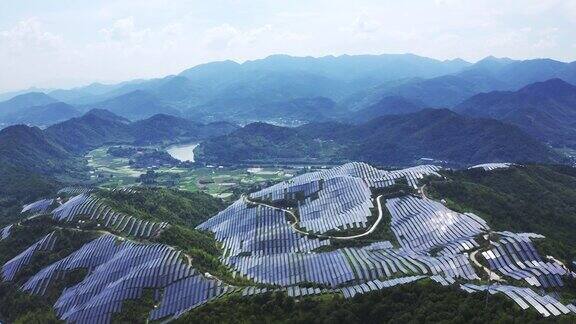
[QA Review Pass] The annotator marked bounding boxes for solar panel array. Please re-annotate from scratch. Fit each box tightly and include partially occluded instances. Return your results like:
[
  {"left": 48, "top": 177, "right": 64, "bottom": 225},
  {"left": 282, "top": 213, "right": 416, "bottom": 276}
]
[
  {"left": 21, "top": 198, "right": 54, "bottom": 215},
  {"left": 481, "top": 232, "right": 567, "bottom": 288},
  {"left": 250, "top": 162, "right": 442, "bottom": 202},
  {"left": 149, "top": 274, "right": 230, "bottom": 320},
  {"left": 199, "top": 164, "right": 484, "bottom": 287},
  {"left": 297, "top": 176, "right": 373, "bottom": 233},
  {"left": 227, "top": 250, "right": 355, "bottom": 287},
  {"left": 469, "top": 163, "right": 513, "bottom": 171},
  {"left": 21, "top": 234, "right": 229, "bottom": 323},
  {"left": 340, "top": 276, "right": 426, "bottom": 298},
  {"left": 7, "top": 162, "right": 574, "bottom": 321},
  {"left": 0, "top": 224, "right": 12, "bottom": 241},
  {"left": 1, "top": 231, "right": 57, "bottom": 281},
  {"left": 57, "top": 187, "right": 93, "bottom": 195},
  {"left": 386, "top": 196, "right": 488, "bottom": 252},
  {"left": 197, "top": 199, "right": 329, "bottom": 258},
  {"left": 461, "top": 284, "right": 575, "bottom": 317},
  {"left": 51, "top": 194, "right": 168, "bottom": 238},
  {"left": 241, "top": 285, "right": 331, "bottom": 297},
  {"left": 341, "top": 245, "right": 479, "bottom": 282}
]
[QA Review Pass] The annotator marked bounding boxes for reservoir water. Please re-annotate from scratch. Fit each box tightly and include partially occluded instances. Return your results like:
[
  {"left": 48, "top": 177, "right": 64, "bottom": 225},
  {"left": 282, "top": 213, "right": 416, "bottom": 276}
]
[{"left": 166, "top": 143, "right": 199, "bottom": 162}]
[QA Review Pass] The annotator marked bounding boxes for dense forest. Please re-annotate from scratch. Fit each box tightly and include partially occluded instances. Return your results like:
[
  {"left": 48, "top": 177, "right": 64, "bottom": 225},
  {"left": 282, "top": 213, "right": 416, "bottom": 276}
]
[
  {"left": 427, "top": 164, "right": 576, "bottom": 263},
  {"left": 177, "top": 280, "right": 574, "bottom": 323}
]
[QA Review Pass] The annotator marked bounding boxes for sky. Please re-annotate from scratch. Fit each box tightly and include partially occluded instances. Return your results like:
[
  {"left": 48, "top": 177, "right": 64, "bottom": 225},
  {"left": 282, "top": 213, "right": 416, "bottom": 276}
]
[{"left": 1, "top": 0, "right": 575, "bottom": 93}]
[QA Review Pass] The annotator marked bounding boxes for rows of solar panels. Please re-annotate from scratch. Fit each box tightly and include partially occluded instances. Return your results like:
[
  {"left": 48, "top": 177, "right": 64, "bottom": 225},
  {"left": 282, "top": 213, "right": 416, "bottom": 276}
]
[
  {"left": 0, "top": 224, "right": 11, "bottom": 241},
  {"left": 2, "top": 233, "right": 229, "bottom": 323},
  {"left": 51, "top": 193, "right": 168, "bottom": 238},
  {"left": 198, "top": 164, "right": 485, "bottom": 288},
  {"left": 481, "top": 232, "right": 568, "bottom": 288},
  {"left": 461, "top": 283, "right": 574, "bottom": 317},
  {"left": 238, "top": 275, "right": 426, "bottom": 299},
  {"left": 21, "top": 198, "right": 54, "bottom": 215},
  {"left": 250, "top": 162, "right": 441, "bottom": 202},
  {"left": 4, "top": 162, "right": 575, "bottom": 321},
  {"left": 469, "top": 163, "right": 514, "bottom": 171},
  {"left": 1, "top": 231, "right": 57, "bottom": 281},
  {"left": 197, "top": 162, "right": 576, "bottom": 318},
  {"left": 386, "top": 196, "right": 488, "bottom": 253},
  {"left": 250, "top": 163, "right": 441, "bottom": 235}
]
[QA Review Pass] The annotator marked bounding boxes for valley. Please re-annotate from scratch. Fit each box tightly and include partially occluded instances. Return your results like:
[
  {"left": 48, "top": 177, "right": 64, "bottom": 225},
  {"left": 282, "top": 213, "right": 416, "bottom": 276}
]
[
  {"left": 2, "top": 53, "right": 576, "bottom": 324},
  {"left": 86, "top": 145, "right": 299, "bottom": 199}
]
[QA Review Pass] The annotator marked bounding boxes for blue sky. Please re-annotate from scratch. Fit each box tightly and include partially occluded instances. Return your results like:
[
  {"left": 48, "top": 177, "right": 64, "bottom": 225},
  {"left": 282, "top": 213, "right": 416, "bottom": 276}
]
[{"left": 1, "top": 0, "right": 575, "bottom": 92}]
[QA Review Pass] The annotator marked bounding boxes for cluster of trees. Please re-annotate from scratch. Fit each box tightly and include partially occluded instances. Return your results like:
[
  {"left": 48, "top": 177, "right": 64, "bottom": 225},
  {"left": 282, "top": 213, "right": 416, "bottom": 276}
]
[
  {"left": 0, "top": 164, "right": 58, "bottom": 227},
  {"left": 427, "top": 165, "right": 576, "bottom": 263},
  {"left": 96, "top": 187, "right": 224, "bottom": 227},
  {"left": 97, "top": 187, "right": 251, "bottom": 284},
  {"left": 0, "top": 217, "right": 99, "bottom": 323},
  {"left": 177, "top": 280, "right": 573, "bottom": 323}
]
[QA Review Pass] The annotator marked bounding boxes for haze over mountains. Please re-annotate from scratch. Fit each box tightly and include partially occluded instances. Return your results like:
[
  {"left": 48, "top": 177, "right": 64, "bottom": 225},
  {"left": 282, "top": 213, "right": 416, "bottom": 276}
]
[
  {"left": 456, "top": 78, "right": 576, "bottom": 148},
  {"left": 1, "top": 53, "right": 575, "bottom": 128},
  {"left": 1, "top": 52, "right": 576, "bottom": 172}
]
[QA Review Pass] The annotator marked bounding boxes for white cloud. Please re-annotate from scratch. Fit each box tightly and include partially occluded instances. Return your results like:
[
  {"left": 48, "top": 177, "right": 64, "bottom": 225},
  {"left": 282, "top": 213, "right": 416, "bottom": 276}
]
[
  {"left": 202, "top": 23, "right": 275, "bottom": 51},
  {"left": 100, "top": 17, "right": 150, "bottom": 43},
  {"left": 349, "top": 13, "right": 381, "bottom": 35},
  {"left": 0, "top": 18, "right": 63, "bottom": 53}
]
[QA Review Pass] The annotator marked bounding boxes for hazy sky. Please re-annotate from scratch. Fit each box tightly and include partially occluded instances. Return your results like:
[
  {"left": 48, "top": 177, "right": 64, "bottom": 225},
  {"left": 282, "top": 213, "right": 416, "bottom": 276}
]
[{"left": 1, "top": 0, "right": 575, "bottom": 92}]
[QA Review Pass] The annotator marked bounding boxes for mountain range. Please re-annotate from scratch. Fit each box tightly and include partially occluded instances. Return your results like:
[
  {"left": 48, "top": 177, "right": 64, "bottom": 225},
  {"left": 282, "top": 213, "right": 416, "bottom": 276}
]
[
  {"left": 0, "top": 109, "right": 239, "bottom": 177},
  {"left": 455, "top": 78, "right": 576, "bottom": 148},
  {"left": 196, "top": 108, "right": 561, "bottom": 166},
  {"left": 2, "top": 53, "right": 574, "bottom": 129}
]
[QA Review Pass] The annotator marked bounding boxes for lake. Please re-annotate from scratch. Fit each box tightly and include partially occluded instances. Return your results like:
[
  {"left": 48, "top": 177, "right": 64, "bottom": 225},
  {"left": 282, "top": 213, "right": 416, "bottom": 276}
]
[{"left": 166, "top": 143, "right": 199, "bottom": 162}]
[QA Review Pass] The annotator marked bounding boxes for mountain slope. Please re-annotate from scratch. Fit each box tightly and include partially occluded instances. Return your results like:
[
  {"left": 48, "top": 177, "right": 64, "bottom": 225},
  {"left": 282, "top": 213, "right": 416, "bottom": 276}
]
[
  {"left": 85, "top": 90, "right": 180, "bottom": 120},
  {"left": 195, "top": 122, "right": 336, "bottom": 163},
  {"left": 44, "top": 109, "right": 239, "bottom": 153},
  {"left": 197, "top": 109, "right": 560, "bottom": 166},
  {"left": 455, "top": 79, "right": 576, "bottom": 147},
  {"left": 130, "top": 114, "right": 239, "bottom": 145},
  {"left": 0, "top": 125, "right": 79, "bottom": 174},
  {"left": 349, "top": 96, "right": 427, "bottom": 123},
  {"left": 341, "top": 109, "right": 560, "bottom": 165},
  {"left": 1, "top": 102, "right": 80, "bottom": 126},
  {"left": 45, "top": 109, "right": 133, "bottom": 153},
  {"left": 343, "top": 57, "right": 576, "bottom": 109},
  {"left": 0, "top": 92, "right": 57, "bottom": 118}
]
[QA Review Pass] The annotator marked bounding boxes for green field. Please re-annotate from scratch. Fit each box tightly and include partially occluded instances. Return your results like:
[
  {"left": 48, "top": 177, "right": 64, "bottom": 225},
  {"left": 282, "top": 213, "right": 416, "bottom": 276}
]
[{"left": 86, "top": 146, "right": 299, "bottom": 199}]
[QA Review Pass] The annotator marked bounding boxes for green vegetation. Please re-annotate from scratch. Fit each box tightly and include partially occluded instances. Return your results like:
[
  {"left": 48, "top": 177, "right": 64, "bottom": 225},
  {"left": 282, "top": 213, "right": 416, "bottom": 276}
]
[
  {"left": 88, "top": 145, "right": 293, "bottom": 199},
  {"left": 0, "top": 282, "right": 62, "bottom": 324},
  {"left": 196, "top": 109, "right": 561, "bottom": 166},
  {"left": 427, "top": 165, "right": 576, "bottom": 263},
  {"left": 152, "top": 225, "right": 252, "bottom": 286},
  {"left": 96, "top": 187, "right": 225, "bottom": 227},
  {"left": 112, "top": 289, "right": 156, "bottom": 324},
  {"left": 0, "top": 164, "right": 58, "bottom": 227},
  {"left": 176, "top": 280, "right": 575, "bottom": 323},
  {"left": 95, "top": 186, "right": 253, "bottom": 285},
  {"left": 0, "top": 216, "right": 100, "bottom": 324}
]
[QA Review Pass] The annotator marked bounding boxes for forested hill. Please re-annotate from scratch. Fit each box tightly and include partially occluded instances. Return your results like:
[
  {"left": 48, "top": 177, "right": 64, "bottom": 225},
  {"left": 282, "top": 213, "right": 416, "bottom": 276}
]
[
  {"left": 455, "top": 78, "right": 576, "bottom": 148},
  {"left": 196, "top": 109, "right": 562, "bottom": 166},
  {"left": 427, "top": 164, "right": 576, "bottom": 261},
  {"left": 45, "top": 109, "right": 239, "bottom": 154}
]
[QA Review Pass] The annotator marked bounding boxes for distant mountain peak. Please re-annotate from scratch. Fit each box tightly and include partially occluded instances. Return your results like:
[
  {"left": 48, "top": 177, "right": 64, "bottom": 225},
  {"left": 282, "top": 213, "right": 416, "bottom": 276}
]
[
  {"left": 518, "top": 78, "right": 575, "bottom": 94},
  {"left": 84, "top": 108, "right": 130, "bottom": 123}
]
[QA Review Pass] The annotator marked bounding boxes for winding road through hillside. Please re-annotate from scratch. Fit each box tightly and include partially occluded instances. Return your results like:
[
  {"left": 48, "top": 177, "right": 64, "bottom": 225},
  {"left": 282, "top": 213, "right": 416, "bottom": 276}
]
[{"left": 245, "top": 194, "right": 385, "bottom": 240}]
